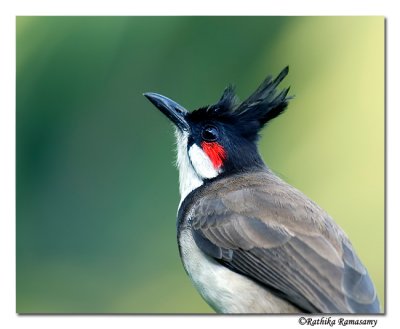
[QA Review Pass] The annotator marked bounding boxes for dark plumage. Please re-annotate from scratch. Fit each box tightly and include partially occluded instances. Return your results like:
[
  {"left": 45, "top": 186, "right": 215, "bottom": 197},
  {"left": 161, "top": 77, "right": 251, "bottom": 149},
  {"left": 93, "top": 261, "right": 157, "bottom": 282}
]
[
  {"left": 177, "top": 171, "right": 380, "bottom": 313},
  {"left": 189, "top": 66, "right": 291, "bottom": 142},
  {"left": 144, "top": 66, "right": 380, "bottom": 314}
]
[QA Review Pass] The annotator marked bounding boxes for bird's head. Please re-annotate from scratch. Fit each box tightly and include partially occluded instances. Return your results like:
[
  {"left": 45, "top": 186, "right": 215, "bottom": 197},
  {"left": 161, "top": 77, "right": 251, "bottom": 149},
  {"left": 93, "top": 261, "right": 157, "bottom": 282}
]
[{"left": 144, "top": 67, "right": 291, "bottom": 199}]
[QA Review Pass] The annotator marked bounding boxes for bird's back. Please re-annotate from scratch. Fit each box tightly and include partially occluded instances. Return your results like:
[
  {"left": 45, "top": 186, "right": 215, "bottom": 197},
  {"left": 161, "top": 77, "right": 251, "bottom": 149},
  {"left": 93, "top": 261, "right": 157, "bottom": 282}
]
[{"left": 177, "top": 169, "right": 380, "bottom": 313}]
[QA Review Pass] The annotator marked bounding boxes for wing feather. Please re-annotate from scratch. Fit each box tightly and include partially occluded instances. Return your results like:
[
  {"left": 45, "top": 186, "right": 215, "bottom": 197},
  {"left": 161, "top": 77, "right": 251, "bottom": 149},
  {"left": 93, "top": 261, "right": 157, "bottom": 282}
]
[{"left": 187, "top": 172, "right": 380, "bottom": 313}]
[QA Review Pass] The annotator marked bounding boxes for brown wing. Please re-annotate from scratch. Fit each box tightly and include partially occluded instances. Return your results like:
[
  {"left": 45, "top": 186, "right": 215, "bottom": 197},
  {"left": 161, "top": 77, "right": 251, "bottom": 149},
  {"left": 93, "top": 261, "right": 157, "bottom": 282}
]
[{"left": 186, "top": 173, "right": 380, "bottom": 313}]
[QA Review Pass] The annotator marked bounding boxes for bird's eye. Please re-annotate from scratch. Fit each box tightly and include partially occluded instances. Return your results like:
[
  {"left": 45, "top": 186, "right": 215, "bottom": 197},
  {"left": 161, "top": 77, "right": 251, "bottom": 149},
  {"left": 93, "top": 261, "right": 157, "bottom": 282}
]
[{"left": 201, "top": 125, "right": 219, "bottom": 142}]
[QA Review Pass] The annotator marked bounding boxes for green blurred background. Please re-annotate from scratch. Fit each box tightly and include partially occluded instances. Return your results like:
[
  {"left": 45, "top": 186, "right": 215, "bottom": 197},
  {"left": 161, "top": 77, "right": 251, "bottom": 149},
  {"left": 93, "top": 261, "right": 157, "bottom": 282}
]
[{"left": 16, "top": 16, "right": 384, "bottom": 313}]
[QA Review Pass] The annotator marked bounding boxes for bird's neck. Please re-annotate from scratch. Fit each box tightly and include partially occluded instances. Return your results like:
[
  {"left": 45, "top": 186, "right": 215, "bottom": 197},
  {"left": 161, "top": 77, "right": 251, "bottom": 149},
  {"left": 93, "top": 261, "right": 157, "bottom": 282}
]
[
  {"left": 175, "top": 131, "right": 204, "bottom": 204},
  {"left": 175, "top": 131, "right": 267, "bottom": 204}
]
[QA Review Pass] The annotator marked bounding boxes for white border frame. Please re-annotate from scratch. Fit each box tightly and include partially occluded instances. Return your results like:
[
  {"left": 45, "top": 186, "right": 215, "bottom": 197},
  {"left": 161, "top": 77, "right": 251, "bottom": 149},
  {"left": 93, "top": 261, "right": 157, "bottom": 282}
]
[{"left": 1, "top": 1, "right": 398, "bottom": 328}]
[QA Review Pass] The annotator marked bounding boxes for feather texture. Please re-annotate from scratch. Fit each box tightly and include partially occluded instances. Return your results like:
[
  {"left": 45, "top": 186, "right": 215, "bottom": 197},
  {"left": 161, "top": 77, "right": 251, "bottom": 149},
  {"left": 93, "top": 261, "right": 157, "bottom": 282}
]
[
  {"left": 189, "top": 67, "right": 291, "bottom": 142},
  {"left": 178, "top": 170, "right": 380, "bottom": 313}
]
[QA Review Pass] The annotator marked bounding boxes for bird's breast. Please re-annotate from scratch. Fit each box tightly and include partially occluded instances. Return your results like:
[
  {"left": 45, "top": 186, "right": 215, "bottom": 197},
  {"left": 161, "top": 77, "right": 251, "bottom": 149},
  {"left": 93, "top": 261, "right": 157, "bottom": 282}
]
[{"left": 178, "top": 226, "right": 300, "bottom": 313}]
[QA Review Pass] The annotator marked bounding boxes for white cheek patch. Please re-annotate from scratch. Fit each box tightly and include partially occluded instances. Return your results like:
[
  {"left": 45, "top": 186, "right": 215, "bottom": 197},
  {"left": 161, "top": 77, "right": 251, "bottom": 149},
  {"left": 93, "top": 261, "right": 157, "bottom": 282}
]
[
  {"left": 175, "top": 131, "right": 203, "bottom": 202},
  {"left": 188, "top": 144, "right": 219, "bottom": 179}
]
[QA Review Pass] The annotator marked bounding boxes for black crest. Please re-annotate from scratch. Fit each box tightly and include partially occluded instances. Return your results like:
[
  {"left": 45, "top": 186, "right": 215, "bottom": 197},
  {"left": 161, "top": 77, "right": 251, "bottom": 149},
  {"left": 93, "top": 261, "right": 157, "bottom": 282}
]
[{"left": 189, "top": 66, "right": 291, "bottom": 140}]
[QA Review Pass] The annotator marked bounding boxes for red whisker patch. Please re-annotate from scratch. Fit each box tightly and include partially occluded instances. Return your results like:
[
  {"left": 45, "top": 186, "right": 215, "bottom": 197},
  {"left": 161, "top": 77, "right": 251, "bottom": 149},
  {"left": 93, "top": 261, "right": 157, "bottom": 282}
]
[{"left": 201, "top": 142, "right": 226, "bottom": 169}]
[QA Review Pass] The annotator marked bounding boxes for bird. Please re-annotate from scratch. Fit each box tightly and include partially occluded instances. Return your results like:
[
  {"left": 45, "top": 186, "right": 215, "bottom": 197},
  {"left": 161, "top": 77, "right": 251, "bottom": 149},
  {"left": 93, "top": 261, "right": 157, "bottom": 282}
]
[{"left": 143, "top": 66, "right": 380, "bottom": 314}]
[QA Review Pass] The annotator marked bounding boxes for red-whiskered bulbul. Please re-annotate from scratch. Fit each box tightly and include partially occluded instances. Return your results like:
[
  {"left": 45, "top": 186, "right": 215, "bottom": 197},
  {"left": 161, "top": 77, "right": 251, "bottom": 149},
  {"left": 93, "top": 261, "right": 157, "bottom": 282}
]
[{"left": 143, "top": 67, "right": 380, "bottom": 313}]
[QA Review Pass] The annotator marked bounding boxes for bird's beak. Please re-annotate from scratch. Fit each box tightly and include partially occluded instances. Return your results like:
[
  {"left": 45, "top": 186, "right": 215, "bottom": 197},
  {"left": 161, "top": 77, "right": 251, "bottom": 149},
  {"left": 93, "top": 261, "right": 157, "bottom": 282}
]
[{"left": 143, "top": 92, "right": 190, "bottom": 132}]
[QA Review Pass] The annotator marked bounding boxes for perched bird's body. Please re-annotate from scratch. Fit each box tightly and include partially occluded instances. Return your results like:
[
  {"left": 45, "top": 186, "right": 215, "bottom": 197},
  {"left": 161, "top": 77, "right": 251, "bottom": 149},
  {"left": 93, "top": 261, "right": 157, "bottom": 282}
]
[
  {"left": 144, "top": 67, "right": 380, "bottom": 313},
  {"left": 178, "top": 171, "right": 303, "bottom": 313}
]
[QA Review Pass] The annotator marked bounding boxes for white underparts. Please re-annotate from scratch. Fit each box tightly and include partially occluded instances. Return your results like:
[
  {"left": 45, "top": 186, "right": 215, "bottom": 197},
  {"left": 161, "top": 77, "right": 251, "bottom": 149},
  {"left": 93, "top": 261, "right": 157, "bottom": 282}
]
[{"left": 179, "top": 225, "right": 300, "bottom": 313}]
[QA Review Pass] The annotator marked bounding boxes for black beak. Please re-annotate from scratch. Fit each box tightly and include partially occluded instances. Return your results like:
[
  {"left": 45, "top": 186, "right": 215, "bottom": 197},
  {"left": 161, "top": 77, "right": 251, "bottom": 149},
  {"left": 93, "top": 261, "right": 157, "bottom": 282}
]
[{"left": 143, "top": 92, "right": 190, "bottom": 132}]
